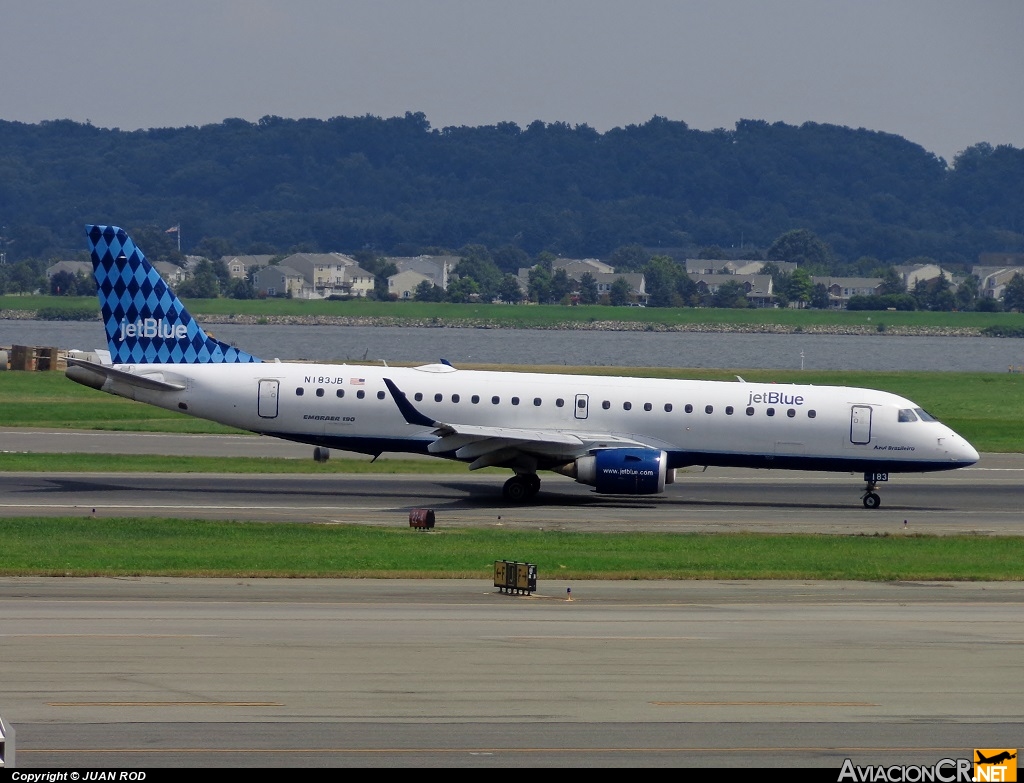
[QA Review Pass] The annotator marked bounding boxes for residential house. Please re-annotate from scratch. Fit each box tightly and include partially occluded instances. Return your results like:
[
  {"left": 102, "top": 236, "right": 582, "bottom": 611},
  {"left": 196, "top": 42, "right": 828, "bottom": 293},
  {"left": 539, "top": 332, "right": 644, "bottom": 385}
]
[
  {"left": 271, "top": 252, "right": 376, "bottom": 298},
  {"left": 344, "top": 265, "right": 376, "bottom": 298},
  {"left": 153, "top": 262, "right": 188, "bottom": 286},
  {"left": 691, "top": 274, "right": 775, "bottom": 307},
  {"left": 973, "top": 266, "right": 1024, "bottom": 301},
  {"left": 894, "top": 263, "right": 954, "bottom": 291},
  {"left": 553, "top": 257, "right": 615, "bottom": 277},
  {"left": 385, "top": 255, "right": 457, "bottom": 291},
  {"left": 389, "top": 269, "right": 435, "bottom": 299},
  {"left": 594, "top": 272, "right": 647, "bottom": 303},
  {"left": 222, "top": 254, "right": 275, "bottom": 280},
  {"left": 252, "top": 264, "right": 308, "bottom": 298},
  {"left": 812, "top": 277, "right": 883, "bottom": 309},
  {"left": 45, "top": 260, "right": 92, "bottom": 280}
]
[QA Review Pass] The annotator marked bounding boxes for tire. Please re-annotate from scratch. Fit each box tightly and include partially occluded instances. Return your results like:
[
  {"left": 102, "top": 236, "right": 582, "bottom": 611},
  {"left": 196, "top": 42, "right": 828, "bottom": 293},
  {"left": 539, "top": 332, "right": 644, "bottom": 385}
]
[
  {"left": 503, "top": 476, "right": 529, "bottom": 501},
  {"left": 526, "top": 474, "right": 541, "bottom": 497},
  {"left": 863, "top": 492, "right": 881, "bottom": 509}
]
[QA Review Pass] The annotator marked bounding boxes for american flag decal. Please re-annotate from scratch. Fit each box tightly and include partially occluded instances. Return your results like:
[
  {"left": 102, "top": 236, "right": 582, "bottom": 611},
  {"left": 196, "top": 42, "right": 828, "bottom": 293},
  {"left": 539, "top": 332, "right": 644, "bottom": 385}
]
[{"left": 350, "top": 378, "right": 365, "bottom": 385}]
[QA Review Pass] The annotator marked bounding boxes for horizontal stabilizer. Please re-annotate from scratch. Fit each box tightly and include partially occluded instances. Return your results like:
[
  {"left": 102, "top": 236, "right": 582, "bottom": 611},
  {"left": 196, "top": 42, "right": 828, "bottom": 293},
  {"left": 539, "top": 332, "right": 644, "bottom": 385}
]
[{"left": 66, "top": 357, "right": 187, "bottom": 392}]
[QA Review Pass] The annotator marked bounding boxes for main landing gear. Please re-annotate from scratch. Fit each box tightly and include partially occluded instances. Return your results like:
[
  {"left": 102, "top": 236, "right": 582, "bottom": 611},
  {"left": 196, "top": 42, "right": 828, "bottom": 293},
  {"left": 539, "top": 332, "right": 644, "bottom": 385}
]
[
  {"left": 503, "top": 473, "right": 541, "bottom": 501},
  {"left": 861, "top": 471, "right": 888, "bottom": 509}
]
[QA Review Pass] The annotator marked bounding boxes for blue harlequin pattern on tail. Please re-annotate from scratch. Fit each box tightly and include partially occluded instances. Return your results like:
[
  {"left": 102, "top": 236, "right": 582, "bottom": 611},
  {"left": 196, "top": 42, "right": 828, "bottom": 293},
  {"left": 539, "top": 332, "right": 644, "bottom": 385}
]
[{"left": 86, "top": 225, "right": 261, "bottom": 364}]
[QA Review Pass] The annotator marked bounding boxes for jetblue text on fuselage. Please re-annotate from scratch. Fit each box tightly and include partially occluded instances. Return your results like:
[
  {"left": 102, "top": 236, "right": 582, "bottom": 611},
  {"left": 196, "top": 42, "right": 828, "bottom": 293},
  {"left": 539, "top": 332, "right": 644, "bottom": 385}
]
[
  {"left": 118, "top": 318, "right": 188, "bottom": 341},
  {"left": 747, "top": 390, "right": 805, "bottom": 406}
]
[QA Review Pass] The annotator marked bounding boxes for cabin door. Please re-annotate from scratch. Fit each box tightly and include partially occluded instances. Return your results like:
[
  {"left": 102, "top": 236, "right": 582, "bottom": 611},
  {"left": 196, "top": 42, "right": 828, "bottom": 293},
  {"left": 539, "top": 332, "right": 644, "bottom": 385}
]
[
  {"left": 258, "top": 379, "right": 280, "bottom": 419},
  {"left": 574, "top": 393, "right": 589, "bottom": 420},
  {"left": 850, "top": 405, "right": 872, "bottom": 445}
]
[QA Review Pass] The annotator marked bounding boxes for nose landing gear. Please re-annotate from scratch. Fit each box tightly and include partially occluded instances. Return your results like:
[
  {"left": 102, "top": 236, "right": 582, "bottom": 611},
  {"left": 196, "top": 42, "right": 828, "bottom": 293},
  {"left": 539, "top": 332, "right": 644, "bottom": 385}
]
[{"left": 861, "top": 471, "right": 887, "bottom": 509}]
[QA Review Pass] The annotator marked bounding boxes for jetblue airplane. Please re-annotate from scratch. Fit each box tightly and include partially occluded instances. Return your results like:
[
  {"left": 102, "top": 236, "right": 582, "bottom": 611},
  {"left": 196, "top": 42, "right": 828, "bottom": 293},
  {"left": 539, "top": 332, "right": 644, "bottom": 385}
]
[{"left": 66, "top": 225, "right": 979, "bottom": 506}]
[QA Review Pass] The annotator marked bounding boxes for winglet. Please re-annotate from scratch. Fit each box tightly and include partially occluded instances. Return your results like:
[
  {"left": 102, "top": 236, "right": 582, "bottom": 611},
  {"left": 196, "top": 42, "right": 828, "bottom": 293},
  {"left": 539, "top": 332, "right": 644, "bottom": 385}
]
[{"left": 383, "top": 378, "right": 437, "bottom": 427}]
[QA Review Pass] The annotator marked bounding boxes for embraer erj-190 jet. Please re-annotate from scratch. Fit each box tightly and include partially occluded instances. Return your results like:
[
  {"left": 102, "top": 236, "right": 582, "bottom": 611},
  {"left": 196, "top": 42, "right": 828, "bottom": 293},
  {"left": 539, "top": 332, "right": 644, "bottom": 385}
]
[{"left": 66, "top": 225, "right": 979, "bottom": 507}]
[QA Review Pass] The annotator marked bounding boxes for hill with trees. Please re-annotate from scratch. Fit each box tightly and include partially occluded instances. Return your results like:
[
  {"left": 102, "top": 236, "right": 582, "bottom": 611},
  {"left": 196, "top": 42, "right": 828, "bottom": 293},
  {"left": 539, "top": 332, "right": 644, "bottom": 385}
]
[{"left": 0, "top": 113, "right": 1021, "bottom": 277}]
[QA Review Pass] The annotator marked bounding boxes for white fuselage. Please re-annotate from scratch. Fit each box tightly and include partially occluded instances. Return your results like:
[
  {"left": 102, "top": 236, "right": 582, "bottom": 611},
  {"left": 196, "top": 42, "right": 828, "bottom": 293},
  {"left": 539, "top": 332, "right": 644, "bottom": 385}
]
[{"left": 108, "top": 361, "right": 979, "bottom": 474}]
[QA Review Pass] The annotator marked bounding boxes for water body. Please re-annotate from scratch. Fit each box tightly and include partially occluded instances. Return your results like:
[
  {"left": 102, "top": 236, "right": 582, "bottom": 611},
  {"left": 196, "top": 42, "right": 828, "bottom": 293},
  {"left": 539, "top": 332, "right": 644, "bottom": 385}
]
[{"left": 3, "top": 319, "right": 1024, "bottom": 372}]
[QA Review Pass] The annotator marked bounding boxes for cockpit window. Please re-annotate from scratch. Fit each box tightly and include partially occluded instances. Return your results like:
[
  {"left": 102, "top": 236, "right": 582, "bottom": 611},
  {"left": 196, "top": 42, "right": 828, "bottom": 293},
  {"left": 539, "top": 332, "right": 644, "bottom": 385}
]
[
  {"left": 898, "top": 409, "right": 918, "bottom": 422},
  {"left": 914, "top": 408, "right": 938, "bottom": 422}
]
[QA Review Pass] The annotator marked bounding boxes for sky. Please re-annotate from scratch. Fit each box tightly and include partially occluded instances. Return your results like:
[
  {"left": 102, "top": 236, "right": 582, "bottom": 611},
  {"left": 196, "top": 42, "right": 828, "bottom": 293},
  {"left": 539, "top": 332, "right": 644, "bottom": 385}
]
[{"left": 3, "top": 0, "right": 1022, "bottom": 163}]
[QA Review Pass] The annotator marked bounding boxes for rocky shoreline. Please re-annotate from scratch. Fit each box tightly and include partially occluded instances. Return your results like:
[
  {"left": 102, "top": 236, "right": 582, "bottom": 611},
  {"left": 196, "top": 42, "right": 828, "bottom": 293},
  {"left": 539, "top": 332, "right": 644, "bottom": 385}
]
[{"left": 0, "top": 309, "right": 985, "bottom": 337}]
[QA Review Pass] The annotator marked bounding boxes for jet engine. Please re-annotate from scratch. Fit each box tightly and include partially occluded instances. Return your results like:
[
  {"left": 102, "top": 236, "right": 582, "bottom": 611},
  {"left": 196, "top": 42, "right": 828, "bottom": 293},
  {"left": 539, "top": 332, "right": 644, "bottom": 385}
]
[{"left": 561, "top": 448, "right": 673, "bottom": 495}]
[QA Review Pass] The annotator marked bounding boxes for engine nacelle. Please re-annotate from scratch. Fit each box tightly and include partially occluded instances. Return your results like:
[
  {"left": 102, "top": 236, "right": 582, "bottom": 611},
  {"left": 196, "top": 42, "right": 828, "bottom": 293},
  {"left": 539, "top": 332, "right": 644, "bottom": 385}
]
[{"left": 572, "top": 448, "right": 670, "bottom": 495}]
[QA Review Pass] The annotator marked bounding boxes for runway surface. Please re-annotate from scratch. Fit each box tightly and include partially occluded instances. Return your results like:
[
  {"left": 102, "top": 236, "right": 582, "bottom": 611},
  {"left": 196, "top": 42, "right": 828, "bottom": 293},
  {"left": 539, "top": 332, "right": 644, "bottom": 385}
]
[
  {"left": 3, "top": 428, "right": 1024, "bottom": 533},
  {"left": 1, "top": 430, "right": 1021, "bottom": 768},
  {"left": 1, "top": 578, "right": 1021, "bottom": 769}
]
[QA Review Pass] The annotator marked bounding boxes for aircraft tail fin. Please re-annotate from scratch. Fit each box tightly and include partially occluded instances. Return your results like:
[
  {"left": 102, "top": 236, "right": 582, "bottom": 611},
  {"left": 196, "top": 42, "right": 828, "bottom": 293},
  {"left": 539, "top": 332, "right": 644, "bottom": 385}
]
[{"left": 86, "top": 225, "right": 261, "bottom": 364}]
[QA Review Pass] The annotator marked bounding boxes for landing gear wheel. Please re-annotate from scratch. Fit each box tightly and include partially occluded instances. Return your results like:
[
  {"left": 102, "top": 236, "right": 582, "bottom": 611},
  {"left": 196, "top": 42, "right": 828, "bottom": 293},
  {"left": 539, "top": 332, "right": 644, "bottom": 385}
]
[
  {"left": 503, "top": 475, "right": 531, "bottom": 502},
  {"left": 863, "top": 492, "right": 881, "bottom": 509},
  {"left": 526, "top": 474, "right": 541, "bottom": 498}
]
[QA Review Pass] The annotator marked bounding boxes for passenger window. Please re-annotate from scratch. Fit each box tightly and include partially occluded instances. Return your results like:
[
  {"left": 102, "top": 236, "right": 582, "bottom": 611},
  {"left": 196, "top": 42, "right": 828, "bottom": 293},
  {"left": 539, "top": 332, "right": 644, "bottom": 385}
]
[
  {"left": 602, "top": 400, "right": 611, "bottom": 410},
  {"left": 685, "top": 404, "right": 693, "bottom": 413},
  {"left": 377, "top": 391, "right": 386, "bottom": 400},
  {"left": 766, "top": 408, "right": 775, "bottom": 417},
  {"left": 414, "top": 392, "right": 423, "bottom": 402},
  {"left": 452, "top": 394, "right": 460, "bottom": 403},
  {"left": 664, "top": 403, "right": 673, "bottom": 412},
  {"left": 705, "top": 405, "right": 713, "bottom": 414},
  {"left": 556, "top": 399, "right": 565, "bottom": 408},
  {"left": 787, "top": 409, "right": 796, "bottom": 418},
  {"left": 644, "top": 403, "right": 652, "bottom": 411},
  {"left": 808, "top": 410, "right": 816, "bottom": 418},
  {"left": 316, "top": 388, "right": 325, "bottom": 397},
  {"left": 336, "top": 389, "right": 344, "bottom": 398},
  {"left": 356, "top": 390, "right": 365, "bottom": 399},
  {"left": 899, "top": 409, "right": 918, "bottom": 422},
  {"left": 623, "top": 402, "right": 632, "bottom": 411},
  {"left": 472, "top": 395, "right": 480, "bottom": 404},
  {"left": 746, "top": 407, "right": 754, "bottom": 416},
  {"left": 511, "top": 397, "right": 520, "bottom": 406},
  {"left": 434, "top": 393, "right": 443, "bottom": 402},
  {"left": 533, "top": 398, "right": 542, "bottom": 407},
  {"left": 725, "top": 406, "right": 733, "bottom": 415},
  {"left": 295, "top": 388, "right": 304, "bottom": 396},
  {"left": 491, "top": 396, "right": 500, "bottom": 405}
]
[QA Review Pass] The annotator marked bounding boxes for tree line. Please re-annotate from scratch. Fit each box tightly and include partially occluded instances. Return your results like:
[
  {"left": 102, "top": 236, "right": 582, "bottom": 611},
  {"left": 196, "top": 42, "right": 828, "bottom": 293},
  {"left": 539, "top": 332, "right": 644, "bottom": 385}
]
[{"left": 0, "top": 113, "right": 1021, "bottom": 271}]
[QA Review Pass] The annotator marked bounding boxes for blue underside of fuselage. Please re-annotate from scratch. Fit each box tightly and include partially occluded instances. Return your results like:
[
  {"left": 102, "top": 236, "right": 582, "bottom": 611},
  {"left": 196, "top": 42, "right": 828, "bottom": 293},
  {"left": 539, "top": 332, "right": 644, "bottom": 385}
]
[{"left": 270, "top": 432, "right": 972, "bottom": 475}]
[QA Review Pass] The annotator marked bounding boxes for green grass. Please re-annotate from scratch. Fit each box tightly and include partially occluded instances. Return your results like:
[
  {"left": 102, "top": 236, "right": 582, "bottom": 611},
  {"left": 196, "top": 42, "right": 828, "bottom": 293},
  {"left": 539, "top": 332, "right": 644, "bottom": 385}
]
[
  {"left": 1, "top": 518, "right": 1020, "bottom": 580},
  {"left": 0, "top": 453, "right": 496, "bottom": 474},
  {"left": 7, "top": 294, "right": 1024, "bottom": 330},
  {"left": 3, "top": 366, "right": 1023, "bottom": 453}
]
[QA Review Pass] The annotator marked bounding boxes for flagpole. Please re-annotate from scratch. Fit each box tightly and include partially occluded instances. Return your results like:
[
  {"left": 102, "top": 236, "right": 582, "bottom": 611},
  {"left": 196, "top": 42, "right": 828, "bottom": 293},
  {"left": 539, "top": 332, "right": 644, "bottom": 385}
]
[{"left": 166, "top": 224, "right": 181, "bottom": 252}]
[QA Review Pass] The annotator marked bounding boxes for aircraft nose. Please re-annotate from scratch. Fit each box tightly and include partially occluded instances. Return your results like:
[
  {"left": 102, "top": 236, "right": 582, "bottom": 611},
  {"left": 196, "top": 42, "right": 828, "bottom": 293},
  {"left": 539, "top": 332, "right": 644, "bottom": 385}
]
[
  {"left": 945, "top": 431, "right": 979, "bottom": 464},
  {"left": 959, "top": 439, "right": 980, "bottom": 464}
]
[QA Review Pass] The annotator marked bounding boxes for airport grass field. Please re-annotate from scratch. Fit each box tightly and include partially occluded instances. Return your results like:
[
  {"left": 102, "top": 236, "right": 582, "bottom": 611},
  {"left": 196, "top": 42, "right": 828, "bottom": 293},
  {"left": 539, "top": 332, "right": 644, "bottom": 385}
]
[
  {"left": 2, "top": 366, "right": 1023, "bottom": 580},
  {"left": 1, "top": 518, "right": 1021, "bottom": 581},
  {"left": 7, "top": 293, "right": 1024, "bottom": 331}
]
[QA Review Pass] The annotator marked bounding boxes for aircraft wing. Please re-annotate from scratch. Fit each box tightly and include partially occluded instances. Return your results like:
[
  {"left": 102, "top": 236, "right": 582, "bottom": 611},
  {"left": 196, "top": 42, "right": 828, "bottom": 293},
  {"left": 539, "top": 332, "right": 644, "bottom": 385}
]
[{"left": 383, "top": 377, "right": 654, "bottom": 469}]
